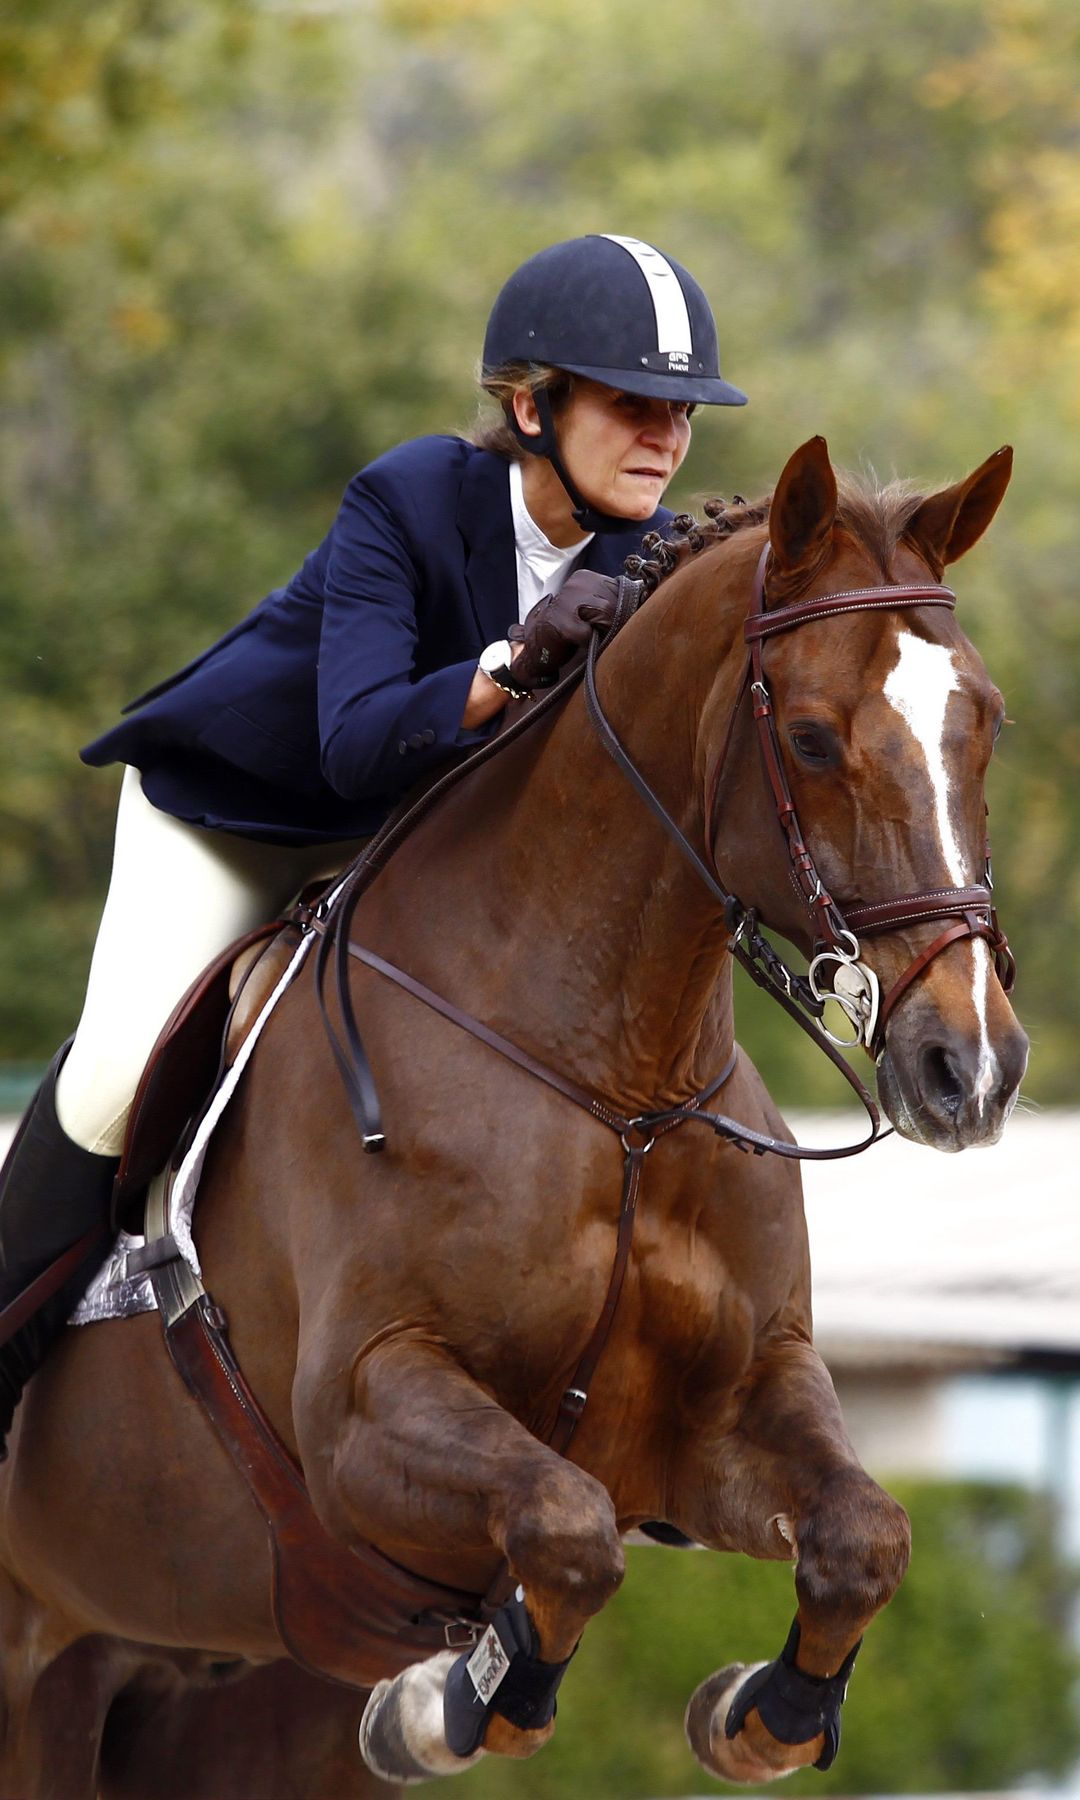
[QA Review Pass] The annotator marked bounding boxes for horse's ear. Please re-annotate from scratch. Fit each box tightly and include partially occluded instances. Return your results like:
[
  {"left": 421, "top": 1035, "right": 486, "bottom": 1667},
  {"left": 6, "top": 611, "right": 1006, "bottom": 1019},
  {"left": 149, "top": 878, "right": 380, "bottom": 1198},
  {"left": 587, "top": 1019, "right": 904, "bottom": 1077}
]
[
  {"left": 904, "top": 446, "right": 1013, "bottom": 575},
  {"left": 768, "top": 436, "right": 838, "bottom": 582}
]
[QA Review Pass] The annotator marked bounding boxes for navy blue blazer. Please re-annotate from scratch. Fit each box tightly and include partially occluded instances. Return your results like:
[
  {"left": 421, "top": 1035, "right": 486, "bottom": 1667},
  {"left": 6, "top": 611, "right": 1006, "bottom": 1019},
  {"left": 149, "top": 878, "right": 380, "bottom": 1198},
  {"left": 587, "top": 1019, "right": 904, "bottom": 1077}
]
[{"left": 82, "top": 436, "right": 669, "bottom": 844}]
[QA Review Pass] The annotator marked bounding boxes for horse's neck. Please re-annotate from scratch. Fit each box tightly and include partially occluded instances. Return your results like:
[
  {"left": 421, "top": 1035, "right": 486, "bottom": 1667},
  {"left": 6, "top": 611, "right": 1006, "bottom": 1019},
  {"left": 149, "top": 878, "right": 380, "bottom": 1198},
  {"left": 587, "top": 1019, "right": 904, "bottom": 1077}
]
[{"left": 380, "top": 562, "right": 752, "bottom": 1110}]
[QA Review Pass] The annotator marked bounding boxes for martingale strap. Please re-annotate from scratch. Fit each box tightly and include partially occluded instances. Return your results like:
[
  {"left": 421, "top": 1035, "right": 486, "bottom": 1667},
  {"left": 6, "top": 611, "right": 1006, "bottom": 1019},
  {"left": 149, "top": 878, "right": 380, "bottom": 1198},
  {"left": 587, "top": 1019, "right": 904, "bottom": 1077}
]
[
  {"left": 335, "top": 922, "right": 886, "bottom": 1465},
  {"left": 342, "top": 936, "right": 739, "bottom": 1455},
  {"left": 314, "top": 569, "right": 897, "bottom": 1194}
]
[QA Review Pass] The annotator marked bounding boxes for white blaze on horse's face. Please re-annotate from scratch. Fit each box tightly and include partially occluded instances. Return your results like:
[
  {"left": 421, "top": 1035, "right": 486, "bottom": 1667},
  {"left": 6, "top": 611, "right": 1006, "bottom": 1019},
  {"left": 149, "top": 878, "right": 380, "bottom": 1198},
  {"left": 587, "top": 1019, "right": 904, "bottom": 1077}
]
[{"left": 881, "top": 629, "right": 998, "bottom": 1116}]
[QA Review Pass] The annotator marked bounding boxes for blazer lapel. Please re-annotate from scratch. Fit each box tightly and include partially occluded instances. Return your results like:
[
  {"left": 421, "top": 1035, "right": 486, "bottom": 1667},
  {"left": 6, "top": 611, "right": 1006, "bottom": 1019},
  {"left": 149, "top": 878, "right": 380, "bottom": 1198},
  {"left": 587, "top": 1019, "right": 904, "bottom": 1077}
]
[{"left": 457, "top": 450, "right": 518, "bottom": 644}]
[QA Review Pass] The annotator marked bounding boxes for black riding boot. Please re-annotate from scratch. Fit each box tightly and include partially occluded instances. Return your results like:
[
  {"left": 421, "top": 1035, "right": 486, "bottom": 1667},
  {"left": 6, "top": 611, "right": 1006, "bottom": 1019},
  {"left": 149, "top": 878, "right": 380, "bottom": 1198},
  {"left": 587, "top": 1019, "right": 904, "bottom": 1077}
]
[{"left": 0, "top": 1047, "right": 118, "bottom": 1455}]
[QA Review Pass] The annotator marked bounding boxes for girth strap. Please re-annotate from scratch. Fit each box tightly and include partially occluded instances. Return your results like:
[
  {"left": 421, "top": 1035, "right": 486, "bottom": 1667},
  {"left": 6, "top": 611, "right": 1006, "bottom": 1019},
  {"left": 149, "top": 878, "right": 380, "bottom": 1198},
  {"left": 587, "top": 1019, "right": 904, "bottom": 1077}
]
[{"left": 156, "top": 1282, "right": 487, "bottom": 1682}]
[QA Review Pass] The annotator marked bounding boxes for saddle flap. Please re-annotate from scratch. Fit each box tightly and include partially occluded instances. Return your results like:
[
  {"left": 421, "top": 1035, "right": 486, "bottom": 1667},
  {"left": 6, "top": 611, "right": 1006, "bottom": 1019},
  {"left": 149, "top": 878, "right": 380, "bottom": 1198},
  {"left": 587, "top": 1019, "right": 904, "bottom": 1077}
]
[{"left": 114, "top": 921, "right": 284, "bottom": 1217}]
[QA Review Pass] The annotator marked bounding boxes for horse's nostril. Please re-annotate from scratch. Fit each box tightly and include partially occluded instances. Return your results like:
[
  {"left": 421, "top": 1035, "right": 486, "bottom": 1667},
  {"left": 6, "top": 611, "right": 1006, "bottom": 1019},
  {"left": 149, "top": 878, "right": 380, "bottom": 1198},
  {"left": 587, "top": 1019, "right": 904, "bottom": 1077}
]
[{"left": 921, "top": 1044, "right": 964, "bottom": 1119}]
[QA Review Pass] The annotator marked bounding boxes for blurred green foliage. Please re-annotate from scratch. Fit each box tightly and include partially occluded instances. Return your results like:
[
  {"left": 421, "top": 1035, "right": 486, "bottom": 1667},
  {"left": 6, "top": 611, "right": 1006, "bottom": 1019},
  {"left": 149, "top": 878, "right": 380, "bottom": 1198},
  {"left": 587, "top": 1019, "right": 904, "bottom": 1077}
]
[
  {"left": 454, "top": 1481, "right": 1080, "bottom": 1797},
  {"left": 1, "top": 0, "right": 1078, "bottom": 1099}
]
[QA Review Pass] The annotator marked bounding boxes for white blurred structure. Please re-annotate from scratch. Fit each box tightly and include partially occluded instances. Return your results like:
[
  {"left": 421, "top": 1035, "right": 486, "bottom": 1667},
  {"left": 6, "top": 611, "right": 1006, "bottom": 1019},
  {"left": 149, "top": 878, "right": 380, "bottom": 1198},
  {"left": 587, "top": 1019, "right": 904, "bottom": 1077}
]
[
  {"left": 794, "top": 1110, "right": 1080, "bottom": 1570},
  {"left": 799, "top": 1109, "right": 1079, "bottom": 1367}
]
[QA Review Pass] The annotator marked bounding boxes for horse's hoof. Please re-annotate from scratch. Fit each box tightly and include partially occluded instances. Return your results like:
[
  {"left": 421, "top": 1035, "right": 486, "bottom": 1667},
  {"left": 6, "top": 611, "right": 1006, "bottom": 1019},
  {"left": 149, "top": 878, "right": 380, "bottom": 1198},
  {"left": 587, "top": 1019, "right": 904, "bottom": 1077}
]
[
  {"left": 685, "top": 1661, "right": 796, "bottom": 1785},
  {"left": 358, "top": 1651, "right": 485, "bottom": 1783}
]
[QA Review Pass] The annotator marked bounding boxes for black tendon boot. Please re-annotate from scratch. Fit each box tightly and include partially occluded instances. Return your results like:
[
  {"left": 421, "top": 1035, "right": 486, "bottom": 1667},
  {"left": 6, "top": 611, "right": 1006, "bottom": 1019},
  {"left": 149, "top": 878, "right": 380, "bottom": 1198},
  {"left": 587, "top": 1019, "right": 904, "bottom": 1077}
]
[{"left": 0, "top": 1047, "right": 118, "bottom": 1456}]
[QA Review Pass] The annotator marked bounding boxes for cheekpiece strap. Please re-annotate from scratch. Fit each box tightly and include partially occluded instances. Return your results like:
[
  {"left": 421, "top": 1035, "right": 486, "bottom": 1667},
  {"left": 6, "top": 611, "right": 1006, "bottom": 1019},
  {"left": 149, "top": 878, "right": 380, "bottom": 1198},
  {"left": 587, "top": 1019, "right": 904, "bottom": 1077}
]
[{"left": 725, "top": 1616, "right": 861, "bottom": 1773}]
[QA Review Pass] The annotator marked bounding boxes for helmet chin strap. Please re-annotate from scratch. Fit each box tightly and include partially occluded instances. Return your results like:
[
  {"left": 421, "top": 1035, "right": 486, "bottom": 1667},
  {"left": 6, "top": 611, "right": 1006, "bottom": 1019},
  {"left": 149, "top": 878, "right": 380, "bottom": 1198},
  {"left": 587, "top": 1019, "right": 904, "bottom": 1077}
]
[{"left": 509, "top": 389, "right": 634, "bottom": 536}]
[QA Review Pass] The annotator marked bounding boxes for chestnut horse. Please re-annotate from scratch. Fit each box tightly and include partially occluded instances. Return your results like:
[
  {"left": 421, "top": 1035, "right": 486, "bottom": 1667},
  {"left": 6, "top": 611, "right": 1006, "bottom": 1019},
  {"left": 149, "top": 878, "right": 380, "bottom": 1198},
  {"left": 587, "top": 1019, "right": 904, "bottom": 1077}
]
[{"left": 0, "top": 437, "right": 1027, "bottom": 1797}]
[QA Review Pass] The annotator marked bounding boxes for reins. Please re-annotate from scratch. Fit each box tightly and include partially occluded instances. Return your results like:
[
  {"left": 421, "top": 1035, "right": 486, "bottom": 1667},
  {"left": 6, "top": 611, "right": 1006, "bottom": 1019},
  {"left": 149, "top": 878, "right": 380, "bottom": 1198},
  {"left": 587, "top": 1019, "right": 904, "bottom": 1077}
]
[
  {"left": 312, "top": 566, "right": 897, "bottom": 1173},
  {"left": 314, "top": 528, "right": 1021, "bottom": 1169},
  {"left": 580, "top": 619, "right": 888, "bottom": 1156},
  {"left": 310, "top": 599, "right": 631, "bottom": 1153}
]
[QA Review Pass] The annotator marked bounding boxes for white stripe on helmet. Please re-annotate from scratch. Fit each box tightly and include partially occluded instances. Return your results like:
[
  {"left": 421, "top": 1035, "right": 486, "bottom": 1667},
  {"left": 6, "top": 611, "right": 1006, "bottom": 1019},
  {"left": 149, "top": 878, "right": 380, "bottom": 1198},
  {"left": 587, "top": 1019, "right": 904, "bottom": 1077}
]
[{"left": 601, "top": 234, "right": 693, "bottom": 353}]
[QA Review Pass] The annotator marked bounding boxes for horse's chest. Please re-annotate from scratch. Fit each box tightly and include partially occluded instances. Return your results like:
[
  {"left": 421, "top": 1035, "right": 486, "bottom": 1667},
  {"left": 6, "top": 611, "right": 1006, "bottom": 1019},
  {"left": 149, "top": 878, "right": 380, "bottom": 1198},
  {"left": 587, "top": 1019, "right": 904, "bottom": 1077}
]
[
  {"left": 473, "top": 1172, "right": 801, "bottom": 1408},
  {"left": 626, "top": 1208, "right": 790, "bottom": 1374}
]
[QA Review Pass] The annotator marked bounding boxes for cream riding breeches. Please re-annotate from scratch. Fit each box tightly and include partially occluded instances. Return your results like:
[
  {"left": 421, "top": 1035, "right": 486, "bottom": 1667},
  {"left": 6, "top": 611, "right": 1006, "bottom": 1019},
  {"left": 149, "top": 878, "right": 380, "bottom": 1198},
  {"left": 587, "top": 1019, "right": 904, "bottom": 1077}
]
[{"left": 55, "top": 766, "right": 368, "bottom": 1156}]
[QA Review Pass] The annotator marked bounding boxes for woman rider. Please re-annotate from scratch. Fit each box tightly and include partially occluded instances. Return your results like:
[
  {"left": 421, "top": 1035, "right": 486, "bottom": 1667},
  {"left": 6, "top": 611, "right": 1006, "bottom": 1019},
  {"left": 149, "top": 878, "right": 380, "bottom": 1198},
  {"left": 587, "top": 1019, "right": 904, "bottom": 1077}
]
[{"left": 0, "top": 232, "right": 747, "bottom": 1451}]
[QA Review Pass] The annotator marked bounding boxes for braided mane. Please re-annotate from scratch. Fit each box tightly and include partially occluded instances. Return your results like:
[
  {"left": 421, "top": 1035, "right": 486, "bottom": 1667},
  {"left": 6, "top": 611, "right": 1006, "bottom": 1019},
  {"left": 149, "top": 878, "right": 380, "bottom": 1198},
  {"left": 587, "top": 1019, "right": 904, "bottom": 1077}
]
[{"left": 623, "top": 473, "right": 928, "bottom": 596}]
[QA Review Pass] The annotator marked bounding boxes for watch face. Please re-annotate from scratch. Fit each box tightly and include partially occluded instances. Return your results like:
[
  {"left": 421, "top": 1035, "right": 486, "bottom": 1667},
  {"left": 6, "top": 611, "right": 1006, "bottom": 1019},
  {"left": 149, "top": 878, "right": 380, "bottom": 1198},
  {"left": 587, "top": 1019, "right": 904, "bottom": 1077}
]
[{"left": 480, "top": 640, "right": 513, "bottom": 675}]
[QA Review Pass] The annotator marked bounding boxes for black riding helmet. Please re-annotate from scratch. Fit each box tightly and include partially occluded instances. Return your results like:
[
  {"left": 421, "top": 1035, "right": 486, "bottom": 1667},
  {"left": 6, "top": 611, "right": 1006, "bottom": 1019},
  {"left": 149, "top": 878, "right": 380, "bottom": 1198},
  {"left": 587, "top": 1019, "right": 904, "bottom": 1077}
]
[{"left": 483, "top": 233, "right": 748, "bottom": 532}]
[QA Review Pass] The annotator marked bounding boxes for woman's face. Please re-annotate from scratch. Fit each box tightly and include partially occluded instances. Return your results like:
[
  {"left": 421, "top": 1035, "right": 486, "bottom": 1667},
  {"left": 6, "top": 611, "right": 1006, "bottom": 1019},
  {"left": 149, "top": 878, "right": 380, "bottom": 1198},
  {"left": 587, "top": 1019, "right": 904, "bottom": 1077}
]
[{"left": 517, "top": 378, "right": 693, "bottom": 522}]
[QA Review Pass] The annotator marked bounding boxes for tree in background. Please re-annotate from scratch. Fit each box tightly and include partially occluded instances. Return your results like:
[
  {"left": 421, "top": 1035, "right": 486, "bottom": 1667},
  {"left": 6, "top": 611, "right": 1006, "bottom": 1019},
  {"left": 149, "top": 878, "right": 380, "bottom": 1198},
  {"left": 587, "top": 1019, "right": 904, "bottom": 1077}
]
[{"left": 1, "top": 0, "right": 1077, "bottom": 1098}]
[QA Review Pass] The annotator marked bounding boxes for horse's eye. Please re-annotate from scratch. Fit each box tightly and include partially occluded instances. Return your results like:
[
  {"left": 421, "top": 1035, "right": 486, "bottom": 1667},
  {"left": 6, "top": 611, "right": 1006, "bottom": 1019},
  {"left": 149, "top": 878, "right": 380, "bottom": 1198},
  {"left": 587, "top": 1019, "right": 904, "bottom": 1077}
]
[{"left": 789, "top": 726, "right": 834, "bottom": 766}]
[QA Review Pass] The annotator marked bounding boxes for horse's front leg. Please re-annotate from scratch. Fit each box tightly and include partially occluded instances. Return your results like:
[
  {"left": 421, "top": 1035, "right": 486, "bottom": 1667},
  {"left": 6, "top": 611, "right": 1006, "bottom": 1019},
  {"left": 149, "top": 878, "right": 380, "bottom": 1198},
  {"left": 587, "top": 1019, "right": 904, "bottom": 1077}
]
[
  {"left": 294, "top": 1334, "right": 623, "bottom": 1784},
  {"left": 679, "top": 1336, "right": 911, "bottom": 1786}
]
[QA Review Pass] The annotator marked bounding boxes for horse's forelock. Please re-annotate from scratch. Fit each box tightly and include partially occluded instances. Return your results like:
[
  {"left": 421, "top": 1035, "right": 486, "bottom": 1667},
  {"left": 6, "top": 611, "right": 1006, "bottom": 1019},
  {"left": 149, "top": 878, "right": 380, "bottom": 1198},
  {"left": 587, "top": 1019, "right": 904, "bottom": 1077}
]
[
  {"left": 626, "top": 472, "right": 929, "bottom": 596},
  {"left": 834, "top": 472, "right": 927, "bottom": 575}
]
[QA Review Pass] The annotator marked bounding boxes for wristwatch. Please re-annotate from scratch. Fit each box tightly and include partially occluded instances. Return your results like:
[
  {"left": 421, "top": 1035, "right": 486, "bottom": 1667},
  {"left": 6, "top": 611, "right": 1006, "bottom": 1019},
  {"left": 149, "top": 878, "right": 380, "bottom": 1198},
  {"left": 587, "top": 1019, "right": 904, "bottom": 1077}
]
[{"left": 478, "top": 639, "right": 531, "bottom": 701}]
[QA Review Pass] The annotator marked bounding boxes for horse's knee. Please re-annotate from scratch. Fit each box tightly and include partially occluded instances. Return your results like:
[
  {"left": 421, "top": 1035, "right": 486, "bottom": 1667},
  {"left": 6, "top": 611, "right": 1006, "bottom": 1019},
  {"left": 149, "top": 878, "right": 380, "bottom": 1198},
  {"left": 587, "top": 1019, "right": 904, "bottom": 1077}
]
[
  {"left": 797, "top": 1474, "right": 911, "bottom": 1621},
  {"left": 500, "top": 1464, "right": 624, "bottom": 1625}
]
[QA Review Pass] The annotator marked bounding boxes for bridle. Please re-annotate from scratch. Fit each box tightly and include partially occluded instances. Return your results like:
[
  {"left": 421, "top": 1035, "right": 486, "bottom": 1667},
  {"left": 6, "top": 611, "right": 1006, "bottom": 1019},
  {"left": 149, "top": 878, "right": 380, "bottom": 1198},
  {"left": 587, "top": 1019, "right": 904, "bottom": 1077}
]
[
  {"left": 579, "top": 543, "right": 1015, "bottom": 1088},
  {"left": 738, "top": 543, "right": 1015, "bottom": 1058}
]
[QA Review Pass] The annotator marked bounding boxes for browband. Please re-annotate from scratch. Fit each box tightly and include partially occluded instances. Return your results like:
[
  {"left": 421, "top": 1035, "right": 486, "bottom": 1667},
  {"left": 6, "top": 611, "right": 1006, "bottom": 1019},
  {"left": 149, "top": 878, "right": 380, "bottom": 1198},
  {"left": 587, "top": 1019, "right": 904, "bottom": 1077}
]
[{"left": 745, "top": 561, "right": 956, "bottom": 642}]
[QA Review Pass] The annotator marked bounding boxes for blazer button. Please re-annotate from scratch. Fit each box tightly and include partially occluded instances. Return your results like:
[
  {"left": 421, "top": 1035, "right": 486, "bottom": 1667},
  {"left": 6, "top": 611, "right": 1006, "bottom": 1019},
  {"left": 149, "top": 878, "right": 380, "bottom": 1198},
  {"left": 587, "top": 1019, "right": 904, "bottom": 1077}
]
[
  {"left": 407, "top": 732, "right": 424, "bottom": 750},
  {"left": 397, "top": 740, "right": 408, "bottom": 754},
  {"left": 422, "top": 728, "right": 436, "bottom": 745}
]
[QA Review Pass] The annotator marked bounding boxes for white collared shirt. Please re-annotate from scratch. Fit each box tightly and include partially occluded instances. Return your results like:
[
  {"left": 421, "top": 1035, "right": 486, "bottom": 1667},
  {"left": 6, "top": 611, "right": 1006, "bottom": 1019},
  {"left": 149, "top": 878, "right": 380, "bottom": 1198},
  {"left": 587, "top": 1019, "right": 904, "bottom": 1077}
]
[{"left": 508, "top": 460, "right": 594, "bottom": 624}]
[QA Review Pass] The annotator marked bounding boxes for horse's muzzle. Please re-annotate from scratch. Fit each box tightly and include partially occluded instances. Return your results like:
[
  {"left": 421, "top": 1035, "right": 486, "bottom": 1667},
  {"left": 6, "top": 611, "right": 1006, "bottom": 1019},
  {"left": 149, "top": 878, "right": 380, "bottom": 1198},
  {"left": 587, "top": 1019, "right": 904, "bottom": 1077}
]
[{"left": 876, "top": 999, "right": 1029, "bottom": 1152}]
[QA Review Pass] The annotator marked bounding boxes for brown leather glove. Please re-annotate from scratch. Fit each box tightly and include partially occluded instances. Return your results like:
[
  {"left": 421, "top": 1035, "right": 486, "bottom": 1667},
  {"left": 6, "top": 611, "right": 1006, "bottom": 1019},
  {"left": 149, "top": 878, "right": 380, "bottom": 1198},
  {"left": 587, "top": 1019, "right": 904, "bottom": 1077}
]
[{"left": 507, "top": 571, "right": 620, "bottom": 690}]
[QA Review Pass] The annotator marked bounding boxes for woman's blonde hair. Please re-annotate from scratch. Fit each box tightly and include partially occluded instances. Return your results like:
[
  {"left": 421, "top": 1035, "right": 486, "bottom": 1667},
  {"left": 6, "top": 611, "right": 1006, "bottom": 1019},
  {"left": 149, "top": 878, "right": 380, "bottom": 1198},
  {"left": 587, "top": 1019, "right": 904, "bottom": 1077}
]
[{"left": 469, "top": 361, "right": 575, "bottom": 459}]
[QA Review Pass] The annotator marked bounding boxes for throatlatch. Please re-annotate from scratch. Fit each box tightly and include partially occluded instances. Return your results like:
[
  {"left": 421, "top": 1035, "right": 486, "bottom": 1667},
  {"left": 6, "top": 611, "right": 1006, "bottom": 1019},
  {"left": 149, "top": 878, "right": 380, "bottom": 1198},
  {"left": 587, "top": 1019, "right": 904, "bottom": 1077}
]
[
  {"left": 443, "top": 1586, "right": 574, "bottom": 1758},
  {"left": 724, "top": 1617, "right": 861, "bottom": 1773}
]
